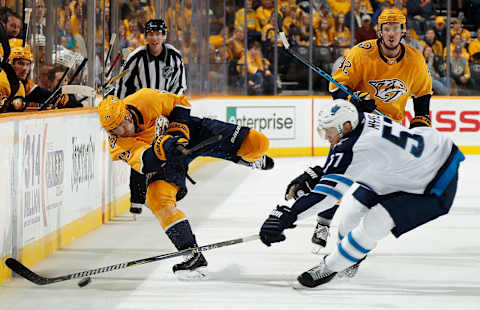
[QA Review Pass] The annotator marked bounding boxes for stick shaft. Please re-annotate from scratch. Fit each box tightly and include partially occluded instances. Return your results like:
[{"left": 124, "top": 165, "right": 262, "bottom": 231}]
[{"left": 5, "top": 234, "right": 259, "bottom": 285}]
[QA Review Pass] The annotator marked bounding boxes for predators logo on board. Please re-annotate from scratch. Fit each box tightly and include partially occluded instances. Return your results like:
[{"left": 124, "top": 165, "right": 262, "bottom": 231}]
[{"left": 368, "top": 78, "right": 408, "bottom": 103}]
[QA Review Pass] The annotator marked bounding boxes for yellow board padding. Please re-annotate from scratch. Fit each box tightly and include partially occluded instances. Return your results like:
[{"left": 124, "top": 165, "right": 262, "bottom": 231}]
[{"left": 0, "top": 194, "right": 130, "bottom": 284}]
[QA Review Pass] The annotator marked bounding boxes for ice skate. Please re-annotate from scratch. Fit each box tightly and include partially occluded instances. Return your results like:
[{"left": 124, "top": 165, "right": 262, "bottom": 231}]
[
  {"left": 173, "top": 252, "right": 208, "bottom": 280},
  {"left": 296, "top": 256, "right": 337, "bottom": 288},
  {"left": 311, "top": 221, "right": 330, "bottom": 255},
  {"left": 129, "top": 203, "right": 143, "bottom": 215}
]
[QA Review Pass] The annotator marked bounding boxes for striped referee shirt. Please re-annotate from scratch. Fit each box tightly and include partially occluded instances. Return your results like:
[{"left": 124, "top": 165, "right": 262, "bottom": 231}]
[{"left": 116, "top": 43, "right": 187, "bottom": 99}]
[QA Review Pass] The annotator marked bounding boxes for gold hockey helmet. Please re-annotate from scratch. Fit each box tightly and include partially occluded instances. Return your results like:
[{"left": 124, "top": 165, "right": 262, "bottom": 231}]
[
  {"left": 378, "top": 8, "right": 406, "bottom": 29},
  {"left": 98, "top": 95, "right": 128, "bottom": 131},
  {"left": 9, "top": 45, "right": 33, "bottom": 64}
]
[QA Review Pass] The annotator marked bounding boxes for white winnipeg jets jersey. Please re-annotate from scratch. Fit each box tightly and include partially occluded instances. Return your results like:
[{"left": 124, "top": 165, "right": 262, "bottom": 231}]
[{"left": 324, "top": 113, "right": 453, "bottom": 195}]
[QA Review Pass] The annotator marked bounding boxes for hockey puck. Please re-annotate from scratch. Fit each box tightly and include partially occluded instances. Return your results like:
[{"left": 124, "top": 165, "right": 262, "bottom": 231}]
[{"left": 77, "top": 277, "right": 92, "bottom": 287}]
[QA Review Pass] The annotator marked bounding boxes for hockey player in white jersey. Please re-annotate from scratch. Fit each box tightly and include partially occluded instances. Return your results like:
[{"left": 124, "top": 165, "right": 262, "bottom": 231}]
[{"left": 259, "top": 100, "right": 464, "bottom": 288}]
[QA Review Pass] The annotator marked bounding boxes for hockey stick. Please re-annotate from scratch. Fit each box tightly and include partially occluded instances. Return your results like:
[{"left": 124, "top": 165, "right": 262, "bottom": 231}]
[
  {"left": 105, "top": 53, "right": 120, "bottom": 79},
  {"left": 278, "top": 32, "right": 386, "bottom": 117},
  {"left": 23, "top": 8, "right": 32, "bottom": 47},
  {"left": 177, "top": 134, "right": 224, "bottom": 155},
  {"left": 5, "top": 234, "right": 259, "bottom": 285},
  {"left": 67, "top": 57, "right": 88, "bottom": 85},
  {"left": 96, "top": 69, "right": 129, "bottom": 94},
  {"left": 104, "top": 33, "right": 117, "bottom": 68}
]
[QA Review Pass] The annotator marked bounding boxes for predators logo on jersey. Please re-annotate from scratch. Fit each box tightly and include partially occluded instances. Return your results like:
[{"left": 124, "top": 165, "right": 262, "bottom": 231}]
[{"left": 368, "top": 78, "right": 408, "bottom": 103}]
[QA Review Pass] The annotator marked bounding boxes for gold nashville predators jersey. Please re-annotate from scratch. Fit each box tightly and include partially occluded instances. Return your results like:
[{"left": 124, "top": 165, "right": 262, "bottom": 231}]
[
  {"left": 107, "top": 88, "right": 191, "bottom": 172},
  {"left": 0, "top": 69, "right": 26, "bottom": 112},
  {"left": 329, "top": 39, "right": 433, "bottom": 122}
]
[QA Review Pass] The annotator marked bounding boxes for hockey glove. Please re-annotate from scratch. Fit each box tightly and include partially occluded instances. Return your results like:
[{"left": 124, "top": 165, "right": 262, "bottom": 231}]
[
  {"left": 347, "top": 91, "right": 376, "bottom": 113},
  {"left": 260, "top": 205, "right": 297, "bottom": 246},
  {"left": 285, "top": 166, "right": 323, "bottom": 200},
  {"left": 152, "top": 135, "right": 188, "bottom": 162},
  {"left": 166, "top": 121, "right": 190, "bottom": 140},
  {"left": 409, "top": 116, "right": 432, "bottom": 129}
]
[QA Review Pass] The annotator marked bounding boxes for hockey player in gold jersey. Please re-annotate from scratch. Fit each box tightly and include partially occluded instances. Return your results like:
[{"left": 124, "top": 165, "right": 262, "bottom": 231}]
[
  {"left": 98, "top": 88, "right": 273, "bottom": 278},
  {"left": 284, "top": 8, "right": 434, "bottom": 257}
]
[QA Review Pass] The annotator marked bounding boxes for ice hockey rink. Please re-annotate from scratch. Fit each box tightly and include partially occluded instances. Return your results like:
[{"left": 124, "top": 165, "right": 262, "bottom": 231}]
[{"left": 1, "top": 156, "right": 479, "bottom": 310}]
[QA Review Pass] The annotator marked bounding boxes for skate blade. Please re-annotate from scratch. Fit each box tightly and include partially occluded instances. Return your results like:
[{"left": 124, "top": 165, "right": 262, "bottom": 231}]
[
  {"left": 311, "top": 244, "right": 323, "bottom": 255},
  {"left": 174, "top": 267, "right": 208, "bottom": 280}
]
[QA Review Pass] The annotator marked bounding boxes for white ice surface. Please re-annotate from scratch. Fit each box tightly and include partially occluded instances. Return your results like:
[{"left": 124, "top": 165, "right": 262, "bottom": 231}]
[{"left": 1, "top": 156, "right": 479, "bottom": 310}]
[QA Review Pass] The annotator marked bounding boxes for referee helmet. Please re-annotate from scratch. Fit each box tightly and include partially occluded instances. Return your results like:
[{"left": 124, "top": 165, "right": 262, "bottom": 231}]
[{"left": 145, "top": 19, "right": 167, "bottom": 35}]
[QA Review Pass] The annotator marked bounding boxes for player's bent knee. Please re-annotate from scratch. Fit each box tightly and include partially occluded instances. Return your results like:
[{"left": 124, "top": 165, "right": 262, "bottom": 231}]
[
  {"left": 237, "top": 129, "right": 270, "bottom": 162},
  {"left": 362, "top": 206, "right": 395, "bottom": 241},
  {"left": 146, "top": 180, "right": 186, "bottom": 229}
]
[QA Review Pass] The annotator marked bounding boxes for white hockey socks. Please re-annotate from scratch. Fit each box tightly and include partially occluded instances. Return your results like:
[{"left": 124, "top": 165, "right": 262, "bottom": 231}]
[{"left": 326, "top": 206, "right": 394, "bottom": 272}]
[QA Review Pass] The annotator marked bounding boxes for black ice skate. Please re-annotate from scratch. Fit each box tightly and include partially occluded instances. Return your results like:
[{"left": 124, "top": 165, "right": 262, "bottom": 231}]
[
  {"left": 238, "top": 155, "right": 274, "bottom": 170},
  {"left": 172, "top": 252, "right": 208, "bottom": 280},
  {"left": 311, "top": 221, "right": 330, "bottom": 254},
  {"left": 129, "top": 203, "right": 143, "bottom": 214},
  {"left": 297, "top": 256, "right": 337, "bottom": 288}
]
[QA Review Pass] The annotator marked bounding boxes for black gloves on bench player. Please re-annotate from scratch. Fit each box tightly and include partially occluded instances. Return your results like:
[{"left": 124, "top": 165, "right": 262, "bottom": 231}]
[
  {"left": 347, "top": 91, "right": 376, "bottom": 113},
  {"left": 259, "top": 205, "right": 297, "bottom": 246},
  {"left": 284, "top": 166, "right": 323, "bottom": 200}
]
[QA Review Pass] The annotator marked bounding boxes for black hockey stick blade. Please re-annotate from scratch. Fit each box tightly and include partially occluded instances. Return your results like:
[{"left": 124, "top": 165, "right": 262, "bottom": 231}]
[{"left": 5, "top": 234, "right": 259, "bottom": 286}]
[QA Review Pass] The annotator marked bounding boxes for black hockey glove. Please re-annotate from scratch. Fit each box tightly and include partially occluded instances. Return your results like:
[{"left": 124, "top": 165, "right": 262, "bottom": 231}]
[
  {"left": 285, "top": 166, "right": 323, "bottom": 200},
  {"left": 260, "top": 205, "right": 297, "bottom": 246},
  {"left": 347, "top": 91, "right": 376, "bottom": 113},
  {"left": 409, "top": 115, "right": 432, "bottom": 129}
]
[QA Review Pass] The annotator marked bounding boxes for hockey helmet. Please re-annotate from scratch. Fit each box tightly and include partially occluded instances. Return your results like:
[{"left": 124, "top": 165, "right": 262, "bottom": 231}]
[
  {"left": 9, "top": 45, "right": 33, "bottom": 64},
  {"left": 317, "top": 99, "right": 359, "bottom": 138},
  {"left": 144, "top": 19, "right": 167, "bottom": 35},
  {"left": 98, "top": 95, "right": 128, "bottom": 131},
  {"left": 378, "top": 8, "right": 406, "bottom": 30}
]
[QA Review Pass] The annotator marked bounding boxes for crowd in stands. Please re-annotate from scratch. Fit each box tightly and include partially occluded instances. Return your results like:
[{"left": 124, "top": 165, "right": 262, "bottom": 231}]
[{"left": 2, "top": 0, "right": 480, "bottom": 105}]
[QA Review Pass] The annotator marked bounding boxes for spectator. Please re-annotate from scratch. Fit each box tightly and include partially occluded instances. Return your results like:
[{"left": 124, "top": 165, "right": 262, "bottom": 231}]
[
  {"left": 423, "top": 46, "right": 447, "bottom": 95},
  {"left": 359, "top": 0, "right": 374, "bottom": 14},
  {"left": 256, "top": 0, "right": 274, "bottom": 29},
  {"left": 234, "top": 0, "right": 261, "bottom": 40},
  {"left": 294, "top": 12, "right": 312, "bottom": 47},
  {"left": 328, "top": 0, "right": 351, "bottom": 17},
  {"left": 226, "top": 27, "right": 245, "bottom": 61},
  {"left": 345, "top": 0, "right": 362, "bottom": 30},
  {"left": 282, "top": 5, "right": 300, "bottom": 41},
  {"left": 315, "top": 17, "right": 333, "bottom": 47},
  {"left": 448, "top": 45, "right": 475, "bottom": 95},
  {"left": 6, "top": 10, "right": 21, "bottom": 39},
  {"left": 468, "top": 27, "right": 480, "bottom": 61},
  {"left": 371, "top": 1, "right": 392, "bottom": 27},
  {"left": 354, "top": 14, "right": 377, "bottom": 44},
  {"left": 450, "top": 18, "right": 471, "bottom": 48},
  {"left": 402, "top": 26, "right": 423, "bottom": 52},
  {"left": 118, "top": 23, "right": 130, "bottom": 50},
  {"left": 406, "top": 0, "right": 435, "bottom": 34},
  {"left": 444, "top": 33, "right": 470, "bottom": 59},
  {"left": 421, "top": 28, "right": 443, "bottom": 57},
  {"left": 330, "top": 13, "right": 351, "bottom": 58},
  {"left": 313, "top": 3, "right": 335, "bottom": 31},
  {"left": 237, "top": 41, "right": 274, "bottom": 95},
  {"left": 128, "top": 19, "right": 146, "bottom": 46},
  {"left": 469, "top": 52, "right": 480, "bottom": 92},
  {"left": 434, "top": 16, "right": 447, "bottom": 47}
]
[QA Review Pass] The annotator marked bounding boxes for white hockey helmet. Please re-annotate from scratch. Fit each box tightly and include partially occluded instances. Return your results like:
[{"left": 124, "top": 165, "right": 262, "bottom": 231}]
[{"left": 317, "top": 99, "right": 359, "bottom": 138}]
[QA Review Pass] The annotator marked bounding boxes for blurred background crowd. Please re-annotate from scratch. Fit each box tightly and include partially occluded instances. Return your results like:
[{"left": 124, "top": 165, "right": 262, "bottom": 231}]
[{"left": 2, "top": 0, "right": 480, "bottom": 103}]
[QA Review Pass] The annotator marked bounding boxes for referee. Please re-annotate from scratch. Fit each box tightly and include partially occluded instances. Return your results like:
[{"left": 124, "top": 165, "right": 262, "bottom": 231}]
[{"left": 116, "top": 19, "right": 188, "bottom": 215}]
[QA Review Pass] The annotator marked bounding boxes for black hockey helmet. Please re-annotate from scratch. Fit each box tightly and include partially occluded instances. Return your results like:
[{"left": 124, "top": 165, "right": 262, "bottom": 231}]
[{"left": 144, "top": 19, "right": 167, "bottom": 35}]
